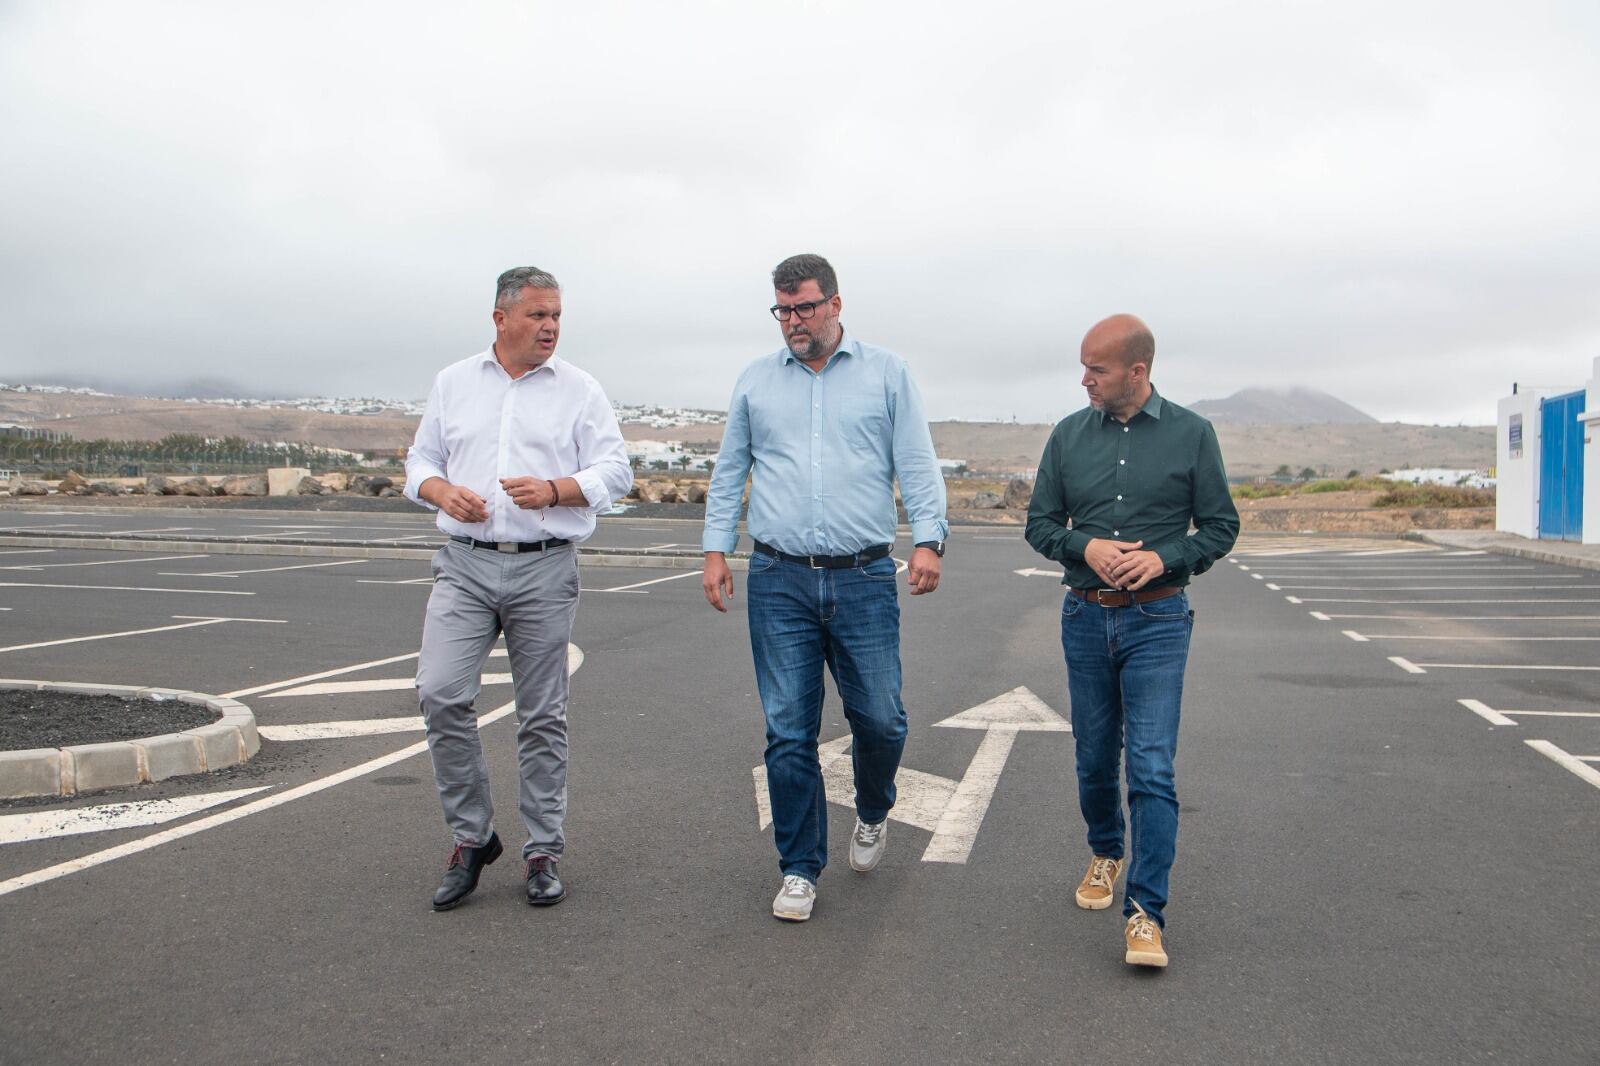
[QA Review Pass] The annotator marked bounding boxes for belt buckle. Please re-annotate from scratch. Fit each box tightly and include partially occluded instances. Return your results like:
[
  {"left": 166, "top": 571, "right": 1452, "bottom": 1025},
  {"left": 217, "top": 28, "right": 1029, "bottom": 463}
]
[
  {"left": 807, "top": 554, "right": 825, "bottom": 569},
  {"left": 496, "top": 541, "right": 518, "bottom": 554},
  {"left": 1095, "top": 588, "right": 1127, "bottom": 607}
]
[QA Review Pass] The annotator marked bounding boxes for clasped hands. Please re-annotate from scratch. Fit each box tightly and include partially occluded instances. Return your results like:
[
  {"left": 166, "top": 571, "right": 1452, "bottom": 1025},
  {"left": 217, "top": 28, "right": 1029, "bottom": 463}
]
[
  {"left": 1083, "top": 537, "right": 1164, "bottom": 591},
  {"left": 420, "top": 476, "right": 559, "bottom": 524}
]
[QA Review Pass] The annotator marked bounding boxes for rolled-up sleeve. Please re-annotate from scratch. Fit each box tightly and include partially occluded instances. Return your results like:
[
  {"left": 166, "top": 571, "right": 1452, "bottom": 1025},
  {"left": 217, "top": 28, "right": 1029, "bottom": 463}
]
[
  {"left": 701, "top": 377, "right": 753, "bottom": 554},
  {"left": 404, "top": 378, "right": 448, "bottom": 509},
  {"left": 888, "top": 360, "right": 949, "bottom": 545},
  {"left": 570, "top": 381, "right": 632, "bottom": 514}
]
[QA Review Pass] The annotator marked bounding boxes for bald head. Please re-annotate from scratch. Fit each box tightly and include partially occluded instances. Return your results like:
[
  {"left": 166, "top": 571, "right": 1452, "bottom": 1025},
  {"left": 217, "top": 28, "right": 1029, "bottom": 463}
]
[{"left": 1082, "top": 314, "right": 1154, "bottom": 372}]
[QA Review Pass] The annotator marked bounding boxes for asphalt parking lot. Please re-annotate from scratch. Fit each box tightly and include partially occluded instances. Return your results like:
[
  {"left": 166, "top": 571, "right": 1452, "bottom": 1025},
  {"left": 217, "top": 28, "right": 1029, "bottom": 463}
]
[{"left": 0, "top": 518, "right": 1594, "bottom": 1065}]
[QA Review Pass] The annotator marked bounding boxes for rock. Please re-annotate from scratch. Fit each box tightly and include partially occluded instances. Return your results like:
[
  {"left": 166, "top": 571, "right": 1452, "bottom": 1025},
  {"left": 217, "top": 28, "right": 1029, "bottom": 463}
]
[
  {"left": 657, "top": 487, "right": 680, "bottom": 503},
  {"left": 625, "top": 483, "right": 654, "bottom": 502},
  {"left": 378, "top": 486, "right": 402, "bottom": 498},
  {"left": 687, "top": 484, "right": 707, "bottom": 504},
  {"left": 1002, "top": 478, "right": 1033, "bottom": 509},
  {"left": 58, "top": 470, "right": 89, "bottom": 493},
  {"left": 15, "top": 480, "right": 49, "bottom": 496},
  {"left": 350, "top": 475, "right": 394, "bottom": 496},
  {"left": 176, "top": 476, "right": 215, "bottom": 497},
  {"left": 267, "top": 467, "right": 311, "bottom": 496},
  {"left": 972, "top": 491, "right": 1003, "bottom": 509},
  {"left": 952, "top": 496, "right": 971, "bottom": 509},
  {"left": 320, "top": 472, "right": 349, "bottom": 493},
  {"left": 294, "top": 476, "right": 324, "bottom": 495},
  {"left": 220, "top": 474, "right": 268, "bottom": 497},
  {"left": 126, "top": 481, "right": 146, "bottom": 495},
  {"left": 145, "top": 474, "right": 174, "bottom": 495},
  {"left": 84, "top": 480, "right": 126, "bottom": 496}
]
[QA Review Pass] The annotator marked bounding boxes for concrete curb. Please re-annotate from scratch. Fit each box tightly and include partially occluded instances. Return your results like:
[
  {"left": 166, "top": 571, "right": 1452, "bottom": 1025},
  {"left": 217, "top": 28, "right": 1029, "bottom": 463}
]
[
  {"left": 0, "top": 681, "right": 260, "bottom": 800},
  {"left": 1403, "top": 531, "right": 1600, "bottom": 573},
  {"left": 0, "top": 532, "right": 742, "bottom": 570}
]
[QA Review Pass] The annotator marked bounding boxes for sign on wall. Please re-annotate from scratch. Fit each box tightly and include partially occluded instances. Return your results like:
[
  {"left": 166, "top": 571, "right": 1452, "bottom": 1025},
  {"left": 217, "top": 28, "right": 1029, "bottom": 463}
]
[{"left": 1509, "top": 413, "right": 1523, "bottom": 459}]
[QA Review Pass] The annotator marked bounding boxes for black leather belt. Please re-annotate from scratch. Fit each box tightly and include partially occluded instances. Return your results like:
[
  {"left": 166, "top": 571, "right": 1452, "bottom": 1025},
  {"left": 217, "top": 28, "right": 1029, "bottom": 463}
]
[
  {"left": 752, "top": 540, "right": 892, "bottom": 570},
  {"left": 451, "top": 535, "right": 570, "bottom": 554},
  {"left": 1071, "top": 586, "right": 1183, "bottom": 607}
]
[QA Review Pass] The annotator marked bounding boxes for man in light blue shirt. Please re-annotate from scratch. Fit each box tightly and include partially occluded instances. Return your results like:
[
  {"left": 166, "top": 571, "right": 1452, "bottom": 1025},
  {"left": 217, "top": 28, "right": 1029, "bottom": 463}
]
[{"left": 702, "top": 253, "right": 948, "bottom": 922}]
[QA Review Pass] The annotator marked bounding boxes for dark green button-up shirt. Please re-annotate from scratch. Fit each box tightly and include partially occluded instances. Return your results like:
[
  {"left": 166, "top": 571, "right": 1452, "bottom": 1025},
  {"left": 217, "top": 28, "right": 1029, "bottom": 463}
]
[{"left": 1024, "top": 388, "right": 1239, "bottom": 589}]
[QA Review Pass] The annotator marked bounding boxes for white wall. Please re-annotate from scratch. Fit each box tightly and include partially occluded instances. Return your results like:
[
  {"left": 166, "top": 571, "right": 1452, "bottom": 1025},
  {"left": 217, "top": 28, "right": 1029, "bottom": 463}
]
[
  {"left": 1497, "top": 389, "right": 1552, "bottom": 538},
  {"left": 1584, "top": 357, "right": 1600, "bottom": 545}
]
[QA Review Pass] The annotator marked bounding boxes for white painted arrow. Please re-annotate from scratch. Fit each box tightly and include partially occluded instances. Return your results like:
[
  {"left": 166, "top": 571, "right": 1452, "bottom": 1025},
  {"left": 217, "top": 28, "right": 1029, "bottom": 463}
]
[
  {"left": 0, "top": 787, "right": 270, "bottom": 845},
  {"left": 750, "top": 686, "right": 1069, "bottom": 865},
  {"left": 1013, "top": 567, "right": 1065, "bottom": 579}
]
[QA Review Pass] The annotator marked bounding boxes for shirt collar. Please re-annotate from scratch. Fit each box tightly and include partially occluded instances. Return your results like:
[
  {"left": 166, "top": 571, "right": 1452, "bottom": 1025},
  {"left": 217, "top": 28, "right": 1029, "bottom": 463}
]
[
  {"left": 1096, "top": 385, "right": 1164, "bottom": 426},
  {"left": 480, "top": 348, "right": 559, "bottom": 380}
]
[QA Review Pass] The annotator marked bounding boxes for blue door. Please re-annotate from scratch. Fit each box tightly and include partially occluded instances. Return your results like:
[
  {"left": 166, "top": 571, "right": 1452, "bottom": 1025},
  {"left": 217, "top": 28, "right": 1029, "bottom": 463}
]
[{"left": 1539, "top": 391, "right": 1585, "bottom": 541}]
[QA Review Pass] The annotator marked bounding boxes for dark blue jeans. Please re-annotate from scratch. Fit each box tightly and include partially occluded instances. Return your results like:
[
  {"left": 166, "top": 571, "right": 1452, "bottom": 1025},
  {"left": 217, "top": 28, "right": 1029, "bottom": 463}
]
[
  {"left": 1060, "top": 589, "right": 1193, "bottom": 928},
  {"left": 747, "top": 551, "right": 907, "bottom": 882}
]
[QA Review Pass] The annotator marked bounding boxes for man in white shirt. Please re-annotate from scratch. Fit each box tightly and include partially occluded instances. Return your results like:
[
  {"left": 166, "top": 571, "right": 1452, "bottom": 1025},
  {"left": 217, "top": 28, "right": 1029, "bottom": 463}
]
[{"left": 405, "top": 266, "right": 632, "bottom": 911}]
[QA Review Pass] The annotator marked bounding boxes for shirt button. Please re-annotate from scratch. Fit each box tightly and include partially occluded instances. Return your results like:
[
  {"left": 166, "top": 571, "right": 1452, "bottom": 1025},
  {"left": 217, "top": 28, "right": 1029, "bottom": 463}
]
[
  {"left": 1124, "top": 426, "right": 1129, "bottom": 433},
  {"left": 1119, "top": 459, "right": 1126, "bottom": 465},
  {"left": 1113, "top": 530, "right": 1120, "bottom": 536},
  {"left": 1116, "top": 495, "right": 1123, "bottom": 501}
]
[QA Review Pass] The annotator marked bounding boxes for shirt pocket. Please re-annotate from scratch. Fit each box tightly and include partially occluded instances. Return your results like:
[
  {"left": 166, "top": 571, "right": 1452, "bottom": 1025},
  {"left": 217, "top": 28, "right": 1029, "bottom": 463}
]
[{"left": 838, "top": 397, "right": 891, "bottom": 454}]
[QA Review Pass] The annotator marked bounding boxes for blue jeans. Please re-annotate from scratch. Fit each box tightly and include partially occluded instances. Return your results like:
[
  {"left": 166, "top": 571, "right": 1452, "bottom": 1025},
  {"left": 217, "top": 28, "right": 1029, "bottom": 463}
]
[
  {"left": 747, "top": 551, "right": 907, "bottom": 882},
  {"left": 1060, "top": 589, "right": 1193, "bottom": 928}
]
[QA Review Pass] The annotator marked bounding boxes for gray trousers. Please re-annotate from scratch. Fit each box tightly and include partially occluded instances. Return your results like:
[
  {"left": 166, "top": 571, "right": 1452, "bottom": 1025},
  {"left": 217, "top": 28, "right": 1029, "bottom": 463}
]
[{"left": 416, "top": 540, "right": 580, "bottom": 860}]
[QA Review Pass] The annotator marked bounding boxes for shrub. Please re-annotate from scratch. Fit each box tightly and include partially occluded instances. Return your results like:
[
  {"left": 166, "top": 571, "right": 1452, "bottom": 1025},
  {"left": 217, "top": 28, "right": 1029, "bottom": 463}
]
[
  {"left": 1373, "top": 484, "right": 1495, "bottom": 509},
  {"left": 1233, "top": 483, "right": 1294, "bottom": 499}
]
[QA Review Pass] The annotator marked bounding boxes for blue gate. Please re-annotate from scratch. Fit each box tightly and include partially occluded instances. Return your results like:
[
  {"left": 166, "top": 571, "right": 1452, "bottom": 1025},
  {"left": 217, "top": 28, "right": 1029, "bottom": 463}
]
[{"left": 1539, "top": 391, "right": 1585, "bottom": 541}]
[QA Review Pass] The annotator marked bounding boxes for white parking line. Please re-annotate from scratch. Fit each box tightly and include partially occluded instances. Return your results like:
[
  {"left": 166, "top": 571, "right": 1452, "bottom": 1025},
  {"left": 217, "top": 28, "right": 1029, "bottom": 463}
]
[
  {"left": 1403, "top": 662, "right": 1600, "bottom": 672},
  {"left": 0, "top": 549, "right": 54, "bottom": 557},
  {"left": 593, "top": 570, "right": 703, "bottom": 593},
  {"left": 1315, "top": 614, "right": 1600, "bottom": 621},
  {"left": 1341, "top": 630, "right": 1368, "bottom": 642},
  {"left": 1525, "top": 740, "right": 1600, "bottom": 791},
  {"left": 1346, "top": 632, "right": 1600, "bottom": 642},
  {"left": 0, "top": 581, "right": 253, "bottom": 596},
  {"left": 1296, "top": 598, "right": 1600, "bottom": 604},
  {"left": 100, "top": 526, "right": 207, "bottom": 535},
  {"left": 163, "top": 559, "right": 368, "bottom": 578},
  {"left": 357, "top": 577, "right": 435, "bottom": 585},
  {"left": 0, "top": 554, "right": 206, "bottom": 572},
  {"left": 1274, "top": 584, "right": 1600, "bottom": 592},
  {"left": 0, "top": 617, "right": 236, "bottom": 655},
  {"left": 1459, "top": 699, "right": 1516, "bottom": 726},
  {"left": 1388, "top": 656, "right": 1426, "bottom": 674},
  {"left": 265, "top": 673, "right": 513, "bottom": 698},
  {"left": 222, "top": 652, "right": 425, "bottom": 698},
  {"left": 0, "top": 788, "right": 270, "bottom": 845}
]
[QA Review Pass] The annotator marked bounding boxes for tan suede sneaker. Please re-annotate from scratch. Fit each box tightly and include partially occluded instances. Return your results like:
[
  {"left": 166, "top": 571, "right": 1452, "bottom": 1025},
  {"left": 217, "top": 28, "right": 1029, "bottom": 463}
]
[
  {"left": 1074, "top": 855, "right": 1124, "bottom": 910},
  {"left": 1124, "top": 902, "right": 1168, "bottom": 968}
]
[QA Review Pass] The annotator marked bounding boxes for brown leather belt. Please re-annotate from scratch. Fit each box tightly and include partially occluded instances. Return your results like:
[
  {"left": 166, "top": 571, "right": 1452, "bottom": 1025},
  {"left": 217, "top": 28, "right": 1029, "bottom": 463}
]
[{"left": 1070, "top": 586, "right": 1184, "bottom": 607}]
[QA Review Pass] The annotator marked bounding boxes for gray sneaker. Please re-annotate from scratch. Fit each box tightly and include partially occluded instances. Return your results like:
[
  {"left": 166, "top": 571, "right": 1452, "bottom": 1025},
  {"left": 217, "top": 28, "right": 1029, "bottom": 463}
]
[
  {"left": 772, "top": 875, "right": 816, "bottom": 921},
  {"left": 849, "top": 817, "right": 887, "bottom": 872}
]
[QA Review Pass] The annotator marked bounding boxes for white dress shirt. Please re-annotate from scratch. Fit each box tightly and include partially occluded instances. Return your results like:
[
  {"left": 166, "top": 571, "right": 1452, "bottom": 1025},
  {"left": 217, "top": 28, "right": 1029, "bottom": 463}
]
[{"left": 405, "top": 350, "right": 633, "bottom": 544}]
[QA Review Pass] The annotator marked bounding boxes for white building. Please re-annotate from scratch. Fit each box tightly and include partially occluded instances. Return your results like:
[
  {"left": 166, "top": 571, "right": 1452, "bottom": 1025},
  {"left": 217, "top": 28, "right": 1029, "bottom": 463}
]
[{"left": 1495, "top": 356, "right": 1596, "bottom": 543}]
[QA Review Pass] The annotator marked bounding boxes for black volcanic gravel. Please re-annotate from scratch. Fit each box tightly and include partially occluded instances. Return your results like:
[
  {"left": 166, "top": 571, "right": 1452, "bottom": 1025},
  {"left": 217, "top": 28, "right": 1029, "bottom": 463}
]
[{"left": 0, "top": 690, "right": 219, "bottom": 750}]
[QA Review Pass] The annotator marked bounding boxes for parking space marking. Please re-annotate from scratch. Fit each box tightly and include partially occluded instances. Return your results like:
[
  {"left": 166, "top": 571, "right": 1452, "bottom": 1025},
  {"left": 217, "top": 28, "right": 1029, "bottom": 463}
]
[
  {"left": 0, "top": 788, "right": 270, "bottom": 845},
  {"left": 0, "top": 549, "right": 55, "bottom": 557},
  {"left": 162, "top": 559, "right": 369, "bottom": 578},
  {"left": 265, "top": 673, "right": 512, "bottom": 698},
  {"left": 1273, "top": 584, "right": 1600, "bottom": 592},
  {"left": 1347, "top": 632, "right": 1600, "bottom": 642},
  {"left": 1296, "top": 598, "right": 1600, "bottom": 604},
  {"left": 592, "top": 570, "right": 703, "bottom": 593},
  {"left": 1460, "top": 699, "right": 1516, "bottom": 725},
  {"left": 0, "top": 581, "right": 253, "bottom": 596},
  {"left": 99, "top": 526, "right": 207, "bottom": 535},
  {"left": 357, "top": 576, "right": 435, "bottom": 585},
  {"left": 1314, "top": 614, "right": 1600, "bottom": 621},
  {"left": 1388, "top": 656, "right": 1426, "bottom": 673},
  {"left": 1525, "top": 741, "right": 1600, "bottom": 791},
  {"left": 1399, "top": 662, "right": 1600, "bottom": 673},
  {"left": 222, "top": 651, "right": 425, "bottom": 698},
  {"left": 0, "top": 553, "right": 207, "bottom": 572},
  {"left": 0, "top": 616, "right": 248, "bottom": 654}
]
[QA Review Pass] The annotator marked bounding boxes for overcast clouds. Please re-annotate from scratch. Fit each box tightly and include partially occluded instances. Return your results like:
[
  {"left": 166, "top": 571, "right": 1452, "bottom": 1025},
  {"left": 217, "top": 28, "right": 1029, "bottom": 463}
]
[{"left": 2, "top": 1, "right": 1596, "bottom": 424}]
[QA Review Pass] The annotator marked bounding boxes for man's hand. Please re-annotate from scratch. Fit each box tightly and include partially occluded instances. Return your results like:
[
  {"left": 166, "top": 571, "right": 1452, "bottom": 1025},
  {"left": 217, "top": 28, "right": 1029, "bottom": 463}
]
[
  {"left": 1109, "top": 549, "right": 1165, "bottom": 591},
  {"left": 908, "top": 547, "right": 941, "bottom": 595},
  {"left": 420, "top": 478, "right": 489, "bottom": 524},
  {"left": 500, "top": 476, "right": 556, "bottom": 511},
  {"left": 1083, "top": 537, "right": 1144, "bottom": 587},
  {"left": 702, "top": 552, "right": 735, "bottom": 612}
]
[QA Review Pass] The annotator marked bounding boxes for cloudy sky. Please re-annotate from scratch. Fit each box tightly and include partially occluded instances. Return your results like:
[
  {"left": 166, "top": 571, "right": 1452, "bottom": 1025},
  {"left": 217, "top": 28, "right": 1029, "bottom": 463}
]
[{"left": 2, "top": 1, "right": 1595, "bottom": 425}]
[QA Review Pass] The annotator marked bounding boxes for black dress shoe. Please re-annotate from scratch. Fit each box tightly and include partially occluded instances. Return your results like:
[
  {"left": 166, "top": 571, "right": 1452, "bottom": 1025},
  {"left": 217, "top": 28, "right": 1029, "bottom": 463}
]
[
  {"left": 432, "top": 832, "right": 502, "bottom": 911},
  {"left": 525, "top": 856, "right": 565, "bottom": 906}
]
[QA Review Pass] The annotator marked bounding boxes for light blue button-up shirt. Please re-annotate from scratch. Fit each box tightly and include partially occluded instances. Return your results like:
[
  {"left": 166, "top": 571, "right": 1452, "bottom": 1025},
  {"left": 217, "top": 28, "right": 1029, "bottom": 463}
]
[{"left": 702, "top": 334, "right": 949, "bottom": 556}]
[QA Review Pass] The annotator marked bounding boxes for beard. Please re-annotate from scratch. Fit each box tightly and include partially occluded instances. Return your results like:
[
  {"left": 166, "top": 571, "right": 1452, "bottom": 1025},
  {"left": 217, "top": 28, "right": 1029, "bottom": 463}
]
[{"left": 785, "top": 319, "right": 839, "bottom": 360}]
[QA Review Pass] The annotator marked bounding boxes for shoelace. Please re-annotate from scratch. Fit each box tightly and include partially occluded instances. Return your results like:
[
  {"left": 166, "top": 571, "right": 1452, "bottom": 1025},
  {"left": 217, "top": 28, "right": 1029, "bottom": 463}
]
[
  {"left": 1087, "top": 856, "right": 1117, "bottom": 888},
  {"left": 781, "top": 875, "right": 812, "bottom": 897},
  {"left": 1127, "top": 903, "right": 1158, "bottom": 943},
  {"left": 855, "top": 821, "right": 883, "bottom": 846}
]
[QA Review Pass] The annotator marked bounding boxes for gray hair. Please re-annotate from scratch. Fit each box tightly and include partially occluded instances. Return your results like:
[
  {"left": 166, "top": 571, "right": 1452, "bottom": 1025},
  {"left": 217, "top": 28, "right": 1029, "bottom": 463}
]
[
  {"left": 772, "top": 253, "right": 838, "bottom": 299},
  {"left": 495, "top": 266, "right": 560, "bottom": 309}
]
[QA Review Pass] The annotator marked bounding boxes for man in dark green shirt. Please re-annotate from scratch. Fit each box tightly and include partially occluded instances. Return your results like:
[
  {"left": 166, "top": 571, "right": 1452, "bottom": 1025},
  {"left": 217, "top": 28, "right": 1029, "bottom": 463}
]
[{"left": 1025, "top": 314, "right": 1239, "bottom": 969}]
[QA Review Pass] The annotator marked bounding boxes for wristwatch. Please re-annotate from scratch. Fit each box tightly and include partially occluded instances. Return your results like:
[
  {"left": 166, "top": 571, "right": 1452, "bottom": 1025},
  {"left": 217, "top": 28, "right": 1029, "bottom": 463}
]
[{"left": 914, "top": 540, "right": 946, "bottom": 557}]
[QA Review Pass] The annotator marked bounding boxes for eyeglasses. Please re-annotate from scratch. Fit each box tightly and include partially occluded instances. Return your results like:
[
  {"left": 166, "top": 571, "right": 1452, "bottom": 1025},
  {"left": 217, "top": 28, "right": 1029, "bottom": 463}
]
[{"left": 769, "top": 299, "right": 831, "bottom": 322}]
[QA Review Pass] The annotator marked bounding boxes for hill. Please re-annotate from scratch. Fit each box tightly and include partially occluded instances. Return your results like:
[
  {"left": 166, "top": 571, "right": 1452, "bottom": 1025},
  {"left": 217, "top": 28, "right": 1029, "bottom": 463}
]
[
  {"left": 0, "top": 389, "right": 1493, "bottom": 479},
  {"left": 1190, "top": 387, "right": 1377, "bottom": 425}
]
